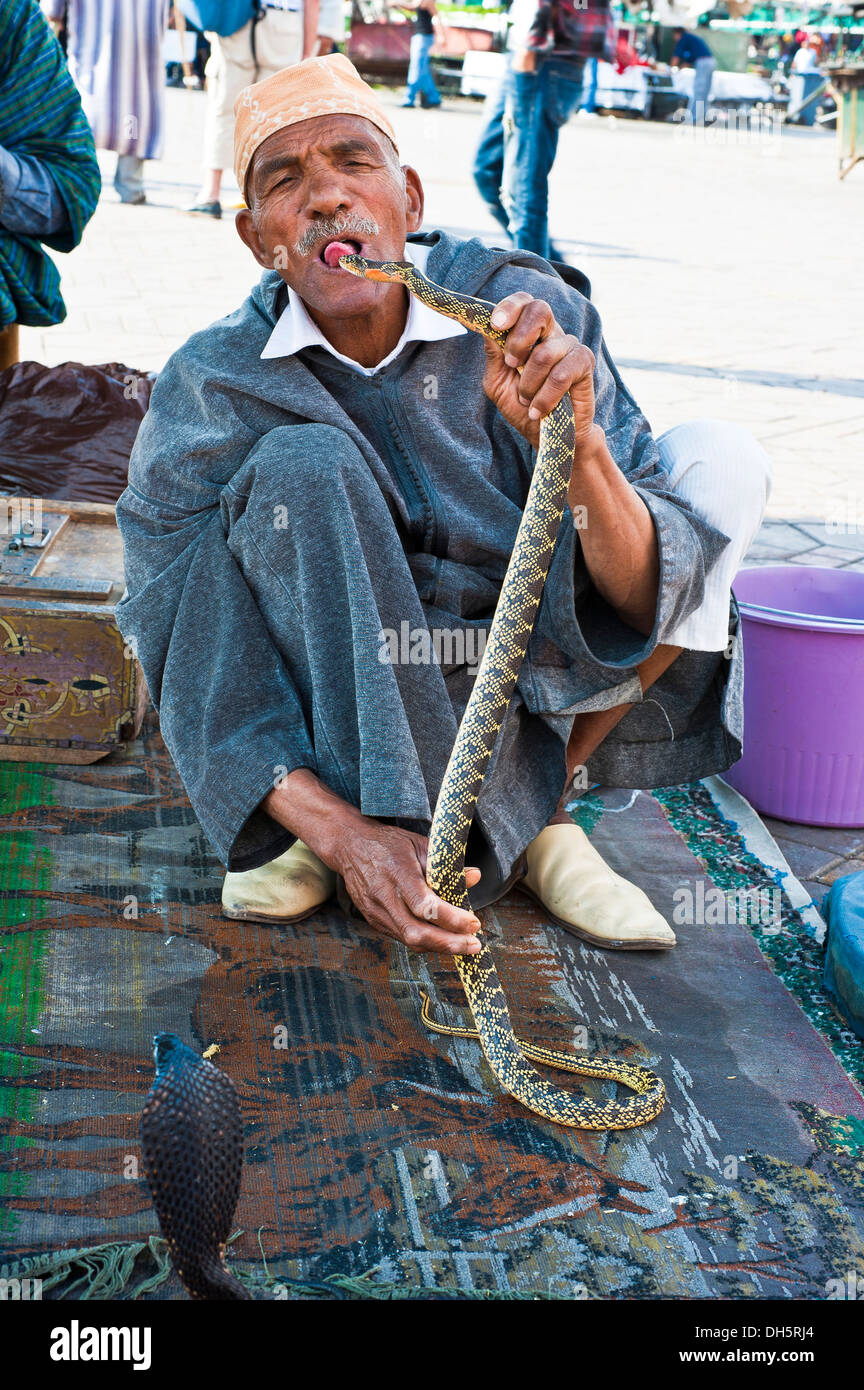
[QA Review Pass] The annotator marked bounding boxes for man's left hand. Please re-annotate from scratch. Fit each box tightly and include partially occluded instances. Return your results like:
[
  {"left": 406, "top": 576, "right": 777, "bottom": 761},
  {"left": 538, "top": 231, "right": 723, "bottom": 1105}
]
[{"left": 482, "top": 293, "right": 596, "bottom": 453}]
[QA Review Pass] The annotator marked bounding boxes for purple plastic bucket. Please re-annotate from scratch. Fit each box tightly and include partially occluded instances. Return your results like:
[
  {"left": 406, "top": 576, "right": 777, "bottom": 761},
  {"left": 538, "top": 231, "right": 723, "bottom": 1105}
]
[{"left": 725, "top": 565, "right": 864, "bottom": 826}]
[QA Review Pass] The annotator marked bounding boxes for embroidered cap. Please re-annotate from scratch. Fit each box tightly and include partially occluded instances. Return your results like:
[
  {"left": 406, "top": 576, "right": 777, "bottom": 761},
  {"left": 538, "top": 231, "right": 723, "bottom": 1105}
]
[{"left": 234, "top": 54, "right": 399, "bottom": 198}]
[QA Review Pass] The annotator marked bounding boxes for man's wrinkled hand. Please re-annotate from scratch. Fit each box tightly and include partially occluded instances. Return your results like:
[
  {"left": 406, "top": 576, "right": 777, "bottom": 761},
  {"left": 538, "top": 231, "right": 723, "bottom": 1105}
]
[
  {"left": 482, "top": 292, "right": 596, "bottom": 453},
  {"left": 335, "top": 822, "right": 483, "bottom": 955}
]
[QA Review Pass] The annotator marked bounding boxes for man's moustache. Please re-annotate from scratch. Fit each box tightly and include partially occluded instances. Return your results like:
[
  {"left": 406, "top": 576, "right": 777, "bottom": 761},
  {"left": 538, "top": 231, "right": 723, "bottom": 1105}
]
[{"left": 295, "top": 217, "right": 380, "bottom": 257}]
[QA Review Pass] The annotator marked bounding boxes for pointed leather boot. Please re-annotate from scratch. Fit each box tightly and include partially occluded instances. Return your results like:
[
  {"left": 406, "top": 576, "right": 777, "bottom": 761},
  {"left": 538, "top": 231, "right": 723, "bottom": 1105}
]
[
  {"left": 222, "top": 840, "right": 337, "bottom": 924},
  {"left": 521, "top": 823, "right": 676, "bottom": 950}
]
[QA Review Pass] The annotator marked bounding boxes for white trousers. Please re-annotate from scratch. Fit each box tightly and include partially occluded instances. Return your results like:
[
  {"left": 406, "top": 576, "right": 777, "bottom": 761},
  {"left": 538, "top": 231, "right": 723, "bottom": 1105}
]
[
  {"left": 203, "top": 9, "right": 304, "bottom": 173},
  {"left": 656, "top": 419, "right": 771, "bottom": 651}
]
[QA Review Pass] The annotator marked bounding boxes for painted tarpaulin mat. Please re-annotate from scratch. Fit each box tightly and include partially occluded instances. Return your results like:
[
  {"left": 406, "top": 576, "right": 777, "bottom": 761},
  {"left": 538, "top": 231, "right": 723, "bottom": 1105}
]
[{"left": 1, "top": 711, "right": 864, "bottom": 1300}]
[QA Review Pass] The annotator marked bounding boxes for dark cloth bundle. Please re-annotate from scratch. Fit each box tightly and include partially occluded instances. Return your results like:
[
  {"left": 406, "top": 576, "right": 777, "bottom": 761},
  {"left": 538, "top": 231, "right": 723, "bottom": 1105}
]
[{"left": 0, "top": 360, "right": 153, "bottom": 502}]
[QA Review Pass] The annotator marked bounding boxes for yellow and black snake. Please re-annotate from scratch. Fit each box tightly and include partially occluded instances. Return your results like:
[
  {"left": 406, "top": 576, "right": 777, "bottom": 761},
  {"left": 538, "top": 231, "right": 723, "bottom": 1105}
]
[{"left": 340, "top": 254, "right": 666, "bottom": 1133}]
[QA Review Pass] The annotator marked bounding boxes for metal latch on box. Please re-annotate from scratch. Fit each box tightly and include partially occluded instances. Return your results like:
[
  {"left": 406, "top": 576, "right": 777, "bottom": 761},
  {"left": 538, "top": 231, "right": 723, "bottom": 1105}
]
[{"left": 4, "top": 522, "right": 53, "bottom": 553}]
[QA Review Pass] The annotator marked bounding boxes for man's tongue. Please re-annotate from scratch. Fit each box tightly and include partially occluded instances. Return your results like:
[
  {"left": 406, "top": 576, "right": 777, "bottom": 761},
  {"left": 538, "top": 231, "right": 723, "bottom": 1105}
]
[{"left": 323, "top": 239, "right": 358, "bottom": 268}]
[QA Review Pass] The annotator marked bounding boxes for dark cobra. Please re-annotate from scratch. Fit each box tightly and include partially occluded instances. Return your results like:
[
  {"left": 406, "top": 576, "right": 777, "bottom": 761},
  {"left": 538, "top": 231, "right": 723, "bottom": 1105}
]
[{"left": 139, "top": 1033, "right": 251, "bottom": 1300}]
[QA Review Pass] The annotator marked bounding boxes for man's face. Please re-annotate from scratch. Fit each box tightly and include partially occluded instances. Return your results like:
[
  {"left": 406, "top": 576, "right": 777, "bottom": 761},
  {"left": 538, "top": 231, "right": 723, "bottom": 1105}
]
[{"left": 235, "top": 114, "right": 424, "bottom": 319}]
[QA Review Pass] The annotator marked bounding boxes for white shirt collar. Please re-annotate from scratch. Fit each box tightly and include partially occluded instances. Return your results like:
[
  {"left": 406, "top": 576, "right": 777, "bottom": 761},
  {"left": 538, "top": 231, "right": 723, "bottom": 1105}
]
[{"left": 260, "top": 240, "right": 467, "bottom": 375}]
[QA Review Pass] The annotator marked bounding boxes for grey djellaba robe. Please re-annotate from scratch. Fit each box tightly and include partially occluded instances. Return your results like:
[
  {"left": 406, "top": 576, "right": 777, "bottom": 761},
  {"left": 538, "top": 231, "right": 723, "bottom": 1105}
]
[{"left": 115, "top": 230, "right": 740, "bottom": 883}]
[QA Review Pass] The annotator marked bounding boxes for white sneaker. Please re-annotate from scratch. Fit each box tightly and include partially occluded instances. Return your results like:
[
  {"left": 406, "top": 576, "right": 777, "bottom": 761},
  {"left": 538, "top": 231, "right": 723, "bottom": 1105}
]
[
  {"left": 221, "top": 840, "right": 336, "bottom": 924},
  {"left": 521, "top": 823, "right": 676, "bottom": 950}
]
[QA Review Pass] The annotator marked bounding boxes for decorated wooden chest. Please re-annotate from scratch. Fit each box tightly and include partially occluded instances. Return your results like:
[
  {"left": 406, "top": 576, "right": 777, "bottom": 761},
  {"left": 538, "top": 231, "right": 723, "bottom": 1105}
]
[{"left": 0, "top": 498, "right": 146, "bottom": 763}]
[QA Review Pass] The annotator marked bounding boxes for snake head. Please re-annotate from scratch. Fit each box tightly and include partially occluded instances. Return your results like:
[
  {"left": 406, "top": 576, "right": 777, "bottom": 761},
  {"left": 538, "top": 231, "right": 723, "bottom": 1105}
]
[
  {"left": 338, "top": 255, "right": 415, "bottom": 284},
  {"left": 152, "top": 1032, "right": 200, "bottom": 1075}
]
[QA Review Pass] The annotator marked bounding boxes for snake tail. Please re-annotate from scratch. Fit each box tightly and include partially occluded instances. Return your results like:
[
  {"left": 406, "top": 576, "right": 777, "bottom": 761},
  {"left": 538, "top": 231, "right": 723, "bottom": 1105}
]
[
  {"left": 139, "top": 1034, "right": 251, "bottom": 1300},
  {"left": 419, "top": 992, "right": 665, "bottom": 1131}
]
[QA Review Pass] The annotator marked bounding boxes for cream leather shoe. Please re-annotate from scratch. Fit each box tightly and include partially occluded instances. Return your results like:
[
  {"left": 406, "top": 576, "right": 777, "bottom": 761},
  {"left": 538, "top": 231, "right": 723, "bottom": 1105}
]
[
  {"left": 222, "top": 840, "right": 337, "bottom": 924},
  {"left": 521, "top": 823, "right": 676, "bottom": 950}
]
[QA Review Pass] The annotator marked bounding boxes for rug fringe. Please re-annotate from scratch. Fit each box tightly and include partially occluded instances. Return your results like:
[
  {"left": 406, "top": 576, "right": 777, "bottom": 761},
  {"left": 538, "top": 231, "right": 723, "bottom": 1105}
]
[
  {"left": 2, "top": 1240, "right": 562, "bottom": 1300},
  {"left": 1, "top": 1236, "right": 173, "bottom": 1300}
]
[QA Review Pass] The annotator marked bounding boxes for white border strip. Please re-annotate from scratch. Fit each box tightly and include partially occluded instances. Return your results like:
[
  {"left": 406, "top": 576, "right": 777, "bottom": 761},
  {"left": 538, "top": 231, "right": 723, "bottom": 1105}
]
[{"left": 704, "top": 775, "right": 827, "bottom": 944}]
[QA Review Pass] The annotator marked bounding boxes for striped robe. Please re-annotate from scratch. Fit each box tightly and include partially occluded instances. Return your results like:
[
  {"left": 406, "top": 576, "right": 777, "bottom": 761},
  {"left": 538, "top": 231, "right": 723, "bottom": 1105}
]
[
  {"left": 42, "top": 0, "right": 170, "bottom": 159},
  {"left": 0, "top": 0, "right": 100, "bottom": 326}
]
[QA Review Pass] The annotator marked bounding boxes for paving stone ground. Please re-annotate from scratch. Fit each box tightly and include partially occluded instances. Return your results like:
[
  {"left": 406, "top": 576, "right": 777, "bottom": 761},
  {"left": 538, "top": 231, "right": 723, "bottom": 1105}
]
[{"left": 18, "top": 83, "right": 864, "bottom": 901}]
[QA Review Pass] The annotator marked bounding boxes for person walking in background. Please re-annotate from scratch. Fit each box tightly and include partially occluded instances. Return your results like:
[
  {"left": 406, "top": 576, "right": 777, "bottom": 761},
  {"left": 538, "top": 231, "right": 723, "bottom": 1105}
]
[
  {"left": 42, "top": 0, "right": 170, "bottom": 206},
  {"left": 499, "top": 0, "right": 615, "bottom": 260},
  {"left": 184, "top": 0, "right": 320, "bottom": 219},
  {"left": 473, "top": 67, "right": 510, "bottom": 238},
  {"left": 0, "top": 0, "right": 100, "bottom": 365},
  {"left": 396, "top": 0, "right": 444, "bottom": 109},
  {"left": 472, "top": 0, "right": 532, "bottom": 240},
  {"left": 579, "top": 54, "right": 599, "bottom": 115},
  {"left": 472, "top": 0, "right": 572, "bottom": 261},
  {"left": 315, "top": 0, "right": 344, "bottom": 54},
  {"left": 170, "top": 4, "right": 204, "bottom": 88},
  {"left": 788, "top": 35, "right": 823, "bottom": 126},
  {"left": 670, "top": 25, "right": 717, "bottom": 124},
  {"left": 472, "top": 56, "right": 568, "bottom": 263}
]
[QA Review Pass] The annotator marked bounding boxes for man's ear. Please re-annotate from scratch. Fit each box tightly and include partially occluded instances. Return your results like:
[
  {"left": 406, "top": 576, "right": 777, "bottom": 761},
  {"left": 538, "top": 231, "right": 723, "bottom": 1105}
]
[
  {"left": 236, "top": 208, "right": 275, "bottom": 269},
  {"left": 402, "top": 165, "right": 425, "bottom": 235}
]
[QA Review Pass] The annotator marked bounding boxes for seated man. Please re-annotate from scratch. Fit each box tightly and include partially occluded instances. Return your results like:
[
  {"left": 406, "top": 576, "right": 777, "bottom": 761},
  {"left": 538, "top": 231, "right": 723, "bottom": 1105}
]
[{"left": 116, "top": 54, "right": 770, "bottom": 959}]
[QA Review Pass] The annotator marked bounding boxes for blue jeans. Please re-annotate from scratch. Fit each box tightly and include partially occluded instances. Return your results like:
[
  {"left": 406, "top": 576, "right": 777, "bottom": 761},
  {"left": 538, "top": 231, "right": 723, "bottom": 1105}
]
[
  {"left": 405, "top": 33, "right": 441, "bottom": 106},
  {"left": 501, "top": 57, "right": 585, "bottom": 259},
  {"left": 581, "top": 56, "right": 598, "bottom": 112},
  {"left": 689, "top": 55, "right": 717, "bottom": 121},
  {"left": 789, "top": 70, "right": 822, "bottom": 126},
  {"left": 472, "top": 60, "right": 511, "bottom": 236}
]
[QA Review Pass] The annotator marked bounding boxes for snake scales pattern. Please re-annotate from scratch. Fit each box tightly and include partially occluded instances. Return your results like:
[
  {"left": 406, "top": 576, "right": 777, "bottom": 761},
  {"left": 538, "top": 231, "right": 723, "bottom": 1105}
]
[
  {"left": 140, "top": 1034, "right": 251, "bottom": 1299},
  {"left": 139, "top": 257, "right": 666, "bottom": 1303},
  {"left": 342, "top": 256, "right": 666, "bottom": 1132}
]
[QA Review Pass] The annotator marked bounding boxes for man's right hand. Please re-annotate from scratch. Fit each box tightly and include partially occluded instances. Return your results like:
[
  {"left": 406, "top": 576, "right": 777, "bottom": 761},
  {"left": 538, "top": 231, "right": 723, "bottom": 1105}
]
[
  {"left": 335, "top": 822, "right": 484, "bottom": 956},
  {"left": 263, "top": 769, "right": 483, "bottom": 955}
]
